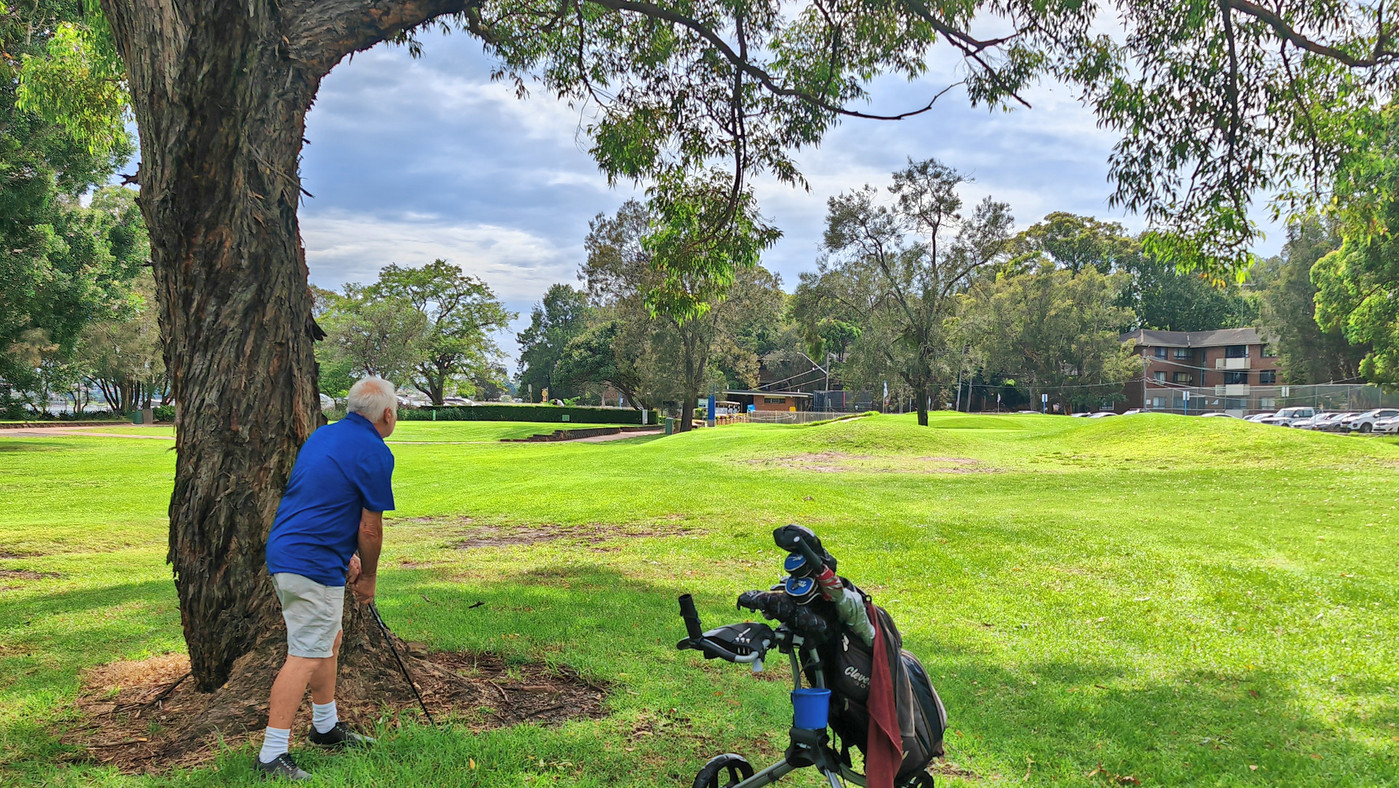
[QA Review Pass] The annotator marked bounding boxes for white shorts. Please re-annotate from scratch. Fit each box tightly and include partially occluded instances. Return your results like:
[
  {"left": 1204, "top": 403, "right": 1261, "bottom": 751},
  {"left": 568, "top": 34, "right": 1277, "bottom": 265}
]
[{"left": 271, "top": 573, "right": 344, "bottom": 658}]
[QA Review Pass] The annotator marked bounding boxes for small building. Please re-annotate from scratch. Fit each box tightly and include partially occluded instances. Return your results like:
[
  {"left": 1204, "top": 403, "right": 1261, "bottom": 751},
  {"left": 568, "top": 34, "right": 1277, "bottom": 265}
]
[
  {"left": 1121, "top": 327, "right": 1281, "bottom": 414},
  {"left": 724, "top": 390, "right": 813, "bottom": 413}
]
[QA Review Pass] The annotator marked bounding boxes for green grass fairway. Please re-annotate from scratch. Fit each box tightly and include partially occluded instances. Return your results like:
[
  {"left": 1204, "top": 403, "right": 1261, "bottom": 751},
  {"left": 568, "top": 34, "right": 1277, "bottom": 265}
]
[
  {"left": 1, "top": 414, "right": 1397, "bottom": 786},
  {"left": 63, "top": 421, "right": 643, "bottom": 442}
]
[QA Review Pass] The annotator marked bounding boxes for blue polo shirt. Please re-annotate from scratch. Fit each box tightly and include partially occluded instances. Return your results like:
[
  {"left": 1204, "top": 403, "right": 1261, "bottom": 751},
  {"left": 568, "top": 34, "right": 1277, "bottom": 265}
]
[{"left": 266, "top": 412, "right": 395, "bottom": 586}]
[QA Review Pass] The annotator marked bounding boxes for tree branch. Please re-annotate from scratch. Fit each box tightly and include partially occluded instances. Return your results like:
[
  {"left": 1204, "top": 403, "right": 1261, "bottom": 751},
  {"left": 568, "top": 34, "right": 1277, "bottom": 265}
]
[
  {"left": 1222, "top": 0, "right": 1398, "bottom": 67},
  {"left": 286, "top": 0, "right": 484, "bottom": 76}
]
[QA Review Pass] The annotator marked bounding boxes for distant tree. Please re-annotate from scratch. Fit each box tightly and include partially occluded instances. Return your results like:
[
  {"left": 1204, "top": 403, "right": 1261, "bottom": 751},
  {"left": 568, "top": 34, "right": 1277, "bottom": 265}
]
[
  {"left": 1312, "top": 107, "right": 1399, "bottom": 391},
  {"left": 466, "top": 361, "right": 512, "bottom": 402},
  {"left": 802, "top": 159, "right": 1014, "bottom": 425},
  {"left": 370, "top": 260, "right": 513, "bottom": 405},
  {"left": 577, "top": 194, "right": 780, "bottom": 428},
  {"left": 75, "top": 272, "right": 166, "bottom": 414},
  {"left": 1018, "top": 213, "right": 1138, "bottom": 274},
  {"left": 553, "top": 318, "right": 653, "bottom": 409},
  {"left": 1117, "top": 252, "right": 1255, "bottom": 332},
  {"left": 319, "top": 287, "right": 427, "bottom": 384},
  {"left": 1253, "top": 220, "right": 1364, "bottom": 383},
  {"left": 963, "top": 265, "right": 1141, "bottom": 411},
  {"left": 517, "top": 284, "right": 592, "bottom": 402}
]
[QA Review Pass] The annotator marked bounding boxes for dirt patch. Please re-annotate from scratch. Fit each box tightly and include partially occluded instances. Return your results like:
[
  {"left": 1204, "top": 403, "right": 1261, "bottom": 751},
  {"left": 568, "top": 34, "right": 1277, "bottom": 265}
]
[
  {"left": 746, "top": 452, "right": 995, "bottom": 475},
  {"left": 65, "top": 649, "right": 607, "bottom": 775},
  {"left": 0, "top": 568, "right": 60, "bottom": 580},
  {"left": 0, "top": 549, "right": 43, "bottom": 559},
  {"left": 931, "top": 760, "right": 981, "bottom": 780},
  {"left": 424, "top": 520, "right": 700, "bottom": 552}
]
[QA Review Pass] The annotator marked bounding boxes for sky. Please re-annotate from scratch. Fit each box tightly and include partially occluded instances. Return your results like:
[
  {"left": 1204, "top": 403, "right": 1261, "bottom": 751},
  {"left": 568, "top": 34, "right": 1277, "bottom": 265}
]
[{"left": 298, "top": 30, "right": 1283, "bottom": 373}]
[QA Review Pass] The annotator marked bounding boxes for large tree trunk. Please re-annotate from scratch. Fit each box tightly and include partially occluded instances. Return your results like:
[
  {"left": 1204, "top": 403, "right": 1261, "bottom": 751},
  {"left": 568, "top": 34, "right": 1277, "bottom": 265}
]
[
  {"left": 99, "top": 0, "right": 486, "bottom": 693},
  {"left": 100, "top": 1, "right": 325, "bottom": 690}
]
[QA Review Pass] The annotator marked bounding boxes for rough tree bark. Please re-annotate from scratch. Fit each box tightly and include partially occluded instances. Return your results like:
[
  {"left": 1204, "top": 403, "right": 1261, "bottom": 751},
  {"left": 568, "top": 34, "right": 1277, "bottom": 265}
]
[{"left": 97, "top": 0, "right": 481, "bottom": 693}]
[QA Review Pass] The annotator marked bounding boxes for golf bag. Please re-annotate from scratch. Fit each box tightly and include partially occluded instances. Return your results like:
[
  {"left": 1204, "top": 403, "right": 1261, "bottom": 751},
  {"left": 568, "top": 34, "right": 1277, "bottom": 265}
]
[{"left": 820, "top": 604, "right": 946, "bottom": 785}]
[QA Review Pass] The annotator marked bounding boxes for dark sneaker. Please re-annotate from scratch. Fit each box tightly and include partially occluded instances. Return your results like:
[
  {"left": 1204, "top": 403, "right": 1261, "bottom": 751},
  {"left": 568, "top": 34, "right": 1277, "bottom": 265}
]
[
  {"left": 254, "top": 752, "right": 311, "bottom": 781},
  {"left": 308, "top": 721, "right": 376, "bottom": 749}
]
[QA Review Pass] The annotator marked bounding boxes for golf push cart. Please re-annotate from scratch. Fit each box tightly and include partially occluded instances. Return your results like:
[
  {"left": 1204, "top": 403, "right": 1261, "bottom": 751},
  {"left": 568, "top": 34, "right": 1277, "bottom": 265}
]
[{"left": 676, "top": 526, "right": 947, "bottom": 788}]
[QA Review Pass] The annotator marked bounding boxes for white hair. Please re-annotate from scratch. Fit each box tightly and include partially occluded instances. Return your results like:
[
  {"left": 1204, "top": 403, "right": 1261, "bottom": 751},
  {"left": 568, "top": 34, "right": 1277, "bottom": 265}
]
[{"left": 346, "top": 377, "right": 396, "bottom": 420}]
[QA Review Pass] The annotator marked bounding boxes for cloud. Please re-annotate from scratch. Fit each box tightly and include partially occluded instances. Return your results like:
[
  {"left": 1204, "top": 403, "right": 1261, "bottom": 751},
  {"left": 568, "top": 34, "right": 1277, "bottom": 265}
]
[{"left": 299, "top": 30, "right": 1284, "bottom": 373}]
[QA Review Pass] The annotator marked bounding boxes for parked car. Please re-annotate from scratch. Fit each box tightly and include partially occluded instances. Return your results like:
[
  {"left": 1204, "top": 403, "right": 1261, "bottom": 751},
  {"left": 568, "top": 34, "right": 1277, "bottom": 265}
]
[
  {"left": 1342, "top": 408, "right": 1399, "bottom": 433},
  {"left": 1290, "top": 411, "right": 1333, "bottom": 430},
  {"left": 1088, "top": 411, "right": 1117, "bottom": 418},
  {"left": 442, "top": 396, "right": 474, "bottom": 406},
  {"left": 1121, "top": 409, "right": 1143, "bottom": 415},
  {"left": 1258, "top": 406, "right": 1318, "bottom": 427},
  {"left": 1244, "top": 412, "right": 1274, "bottom": 423},
  {"left": 1374, "top": 415, "right": 1399, "bottom": 435},
  {"left": 1200, "top": 412, "right": 1236, "bottom": 418},
  {"left": 1316, "top": 411, "right": 1360, "bottom": 432}
]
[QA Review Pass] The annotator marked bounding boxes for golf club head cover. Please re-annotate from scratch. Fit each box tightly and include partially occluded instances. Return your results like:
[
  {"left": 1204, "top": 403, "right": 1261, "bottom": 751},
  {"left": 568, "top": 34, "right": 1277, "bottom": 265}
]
[{"left": 773, "top": 524, "right": 838, "bottom": 573}]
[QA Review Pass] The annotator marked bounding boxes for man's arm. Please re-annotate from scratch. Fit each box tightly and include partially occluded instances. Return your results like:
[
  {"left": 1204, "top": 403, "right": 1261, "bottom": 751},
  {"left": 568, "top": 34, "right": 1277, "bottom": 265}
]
[{"left": 351, "top": 509, "right": 383, "bottom": 603}]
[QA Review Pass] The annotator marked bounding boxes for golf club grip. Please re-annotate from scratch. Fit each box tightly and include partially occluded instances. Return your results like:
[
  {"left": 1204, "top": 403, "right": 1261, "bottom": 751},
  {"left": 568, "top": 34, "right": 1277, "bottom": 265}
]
[
  {"left": 795, "top": 538, "right": 824, "bottom": 570},
  {"left": 678, "top": 594, "right": 704, "bottom": 640}
]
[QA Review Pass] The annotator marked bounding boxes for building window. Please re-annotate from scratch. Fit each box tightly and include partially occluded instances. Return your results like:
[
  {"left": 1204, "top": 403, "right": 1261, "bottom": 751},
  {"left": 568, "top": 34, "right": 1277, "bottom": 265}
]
[
  {"left": 1225, "top": 345, "right": 1249, "bottom": 359},
  {"left": 1258, "top": 397, "right": 1277, "bottom": 409},
  {"left": 1224, "top": 371, "right": 1248, "bottom": 385},
  {"left": 1259, "top": 370, "right": 1277, "bottom": 384},
  {"left": 1173, "top": 348, "right": 1191, "bottom": 360},
  {"left": 1153, "top": 371, "right": 1167, "bottom": 382},
  {"left": 1153, "top": 347, "right": 1168, "bottom": 359},
  {"left": 1172, "top": 372, "right": 1193, "bottom": 384},
  {"left": 1149, "top": 397, "right": 1167, "bottom": 409},
  {"left": 763, "top": 397, "right": 786, "bottom": 404}
]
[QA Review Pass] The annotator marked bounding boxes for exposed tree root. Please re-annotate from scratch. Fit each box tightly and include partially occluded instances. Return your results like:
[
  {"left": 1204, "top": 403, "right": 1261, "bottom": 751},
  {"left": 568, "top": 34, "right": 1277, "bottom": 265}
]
[{"left": 65, "top": 627, "right": 608, "bottom": 775}]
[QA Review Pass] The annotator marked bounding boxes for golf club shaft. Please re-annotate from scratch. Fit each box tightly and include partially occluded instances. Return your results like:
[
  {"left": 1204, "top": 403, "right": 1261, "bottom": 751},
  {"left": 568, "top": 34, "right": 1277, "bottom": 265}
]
[{"left": 369, "top": 602, "right": 438, "bottom": 727}]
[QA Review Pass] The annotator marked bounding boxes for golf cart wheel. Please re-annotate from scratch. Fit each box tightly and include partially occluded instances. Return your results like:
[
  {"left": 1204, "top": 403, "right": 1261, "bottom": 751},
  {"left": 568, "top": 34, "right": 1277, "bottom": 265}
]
[{"left": 692, "top": 753, "right": 755, "bottom": 788}]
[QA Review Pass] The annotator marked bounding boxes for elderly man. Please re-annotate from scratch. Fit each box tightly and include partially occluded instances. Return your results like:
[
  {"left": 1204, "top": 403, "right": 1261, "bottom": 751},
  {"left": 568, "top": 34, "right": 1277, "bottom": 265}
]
[{"left": 255, "top": 376, "right": 397, "bottom": 780}]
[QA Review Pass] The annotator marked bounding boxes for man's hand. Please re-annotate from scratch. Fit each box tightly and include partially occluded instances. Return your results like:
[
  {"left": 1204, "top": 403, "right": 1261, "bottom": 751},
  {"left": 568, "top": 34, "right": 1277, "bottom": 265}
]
[
  {"left": 351, "top": 574, "right": 376, "bottom": 604},
  {"left": 347, "top": 554, "right": 362, "bottom": 585}
]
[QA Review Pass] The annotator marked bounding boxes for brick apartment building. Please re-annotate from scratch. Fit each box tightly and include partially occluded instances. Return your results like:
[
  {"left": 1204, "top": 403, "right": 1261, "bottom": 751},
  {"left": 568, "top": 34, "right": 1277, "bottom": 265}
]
[{"left": 1120, "top": 328, "right": 1282, "bottom": 414}]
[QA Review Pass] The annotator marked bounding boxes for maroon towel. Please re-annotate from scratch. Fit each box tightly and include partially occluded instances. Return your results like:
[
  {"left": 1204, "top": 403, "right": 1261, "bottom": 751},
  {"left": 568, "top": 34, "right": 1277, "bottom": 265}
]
[{"left": 864, "top": 601, "right": 902, "bottom": 788}]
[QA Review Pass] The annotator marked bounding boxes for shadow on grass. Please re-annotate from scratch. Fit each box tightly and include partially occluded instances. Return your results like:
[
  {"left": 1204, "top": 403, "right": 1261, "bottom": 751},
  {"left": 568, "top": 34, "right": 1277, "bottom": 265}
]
[
  {"left": 5, "top": 565, "right": 1397, "bottom": 786},
  {"left": 0, "top": 441, "right": 65, "bottom": 452}
]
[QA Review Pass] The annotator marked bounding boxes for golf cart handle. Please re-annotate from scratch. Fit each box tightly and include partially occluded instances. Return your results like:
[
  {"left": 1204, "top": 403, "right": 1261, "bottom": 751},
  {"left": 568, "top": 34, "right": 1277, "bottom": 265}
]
[
  {"left": 679, "top": 593, "right": 704, "bottom": 640},
  {"left": 676, "top": 595, "right": 774, "bottom": 664}
]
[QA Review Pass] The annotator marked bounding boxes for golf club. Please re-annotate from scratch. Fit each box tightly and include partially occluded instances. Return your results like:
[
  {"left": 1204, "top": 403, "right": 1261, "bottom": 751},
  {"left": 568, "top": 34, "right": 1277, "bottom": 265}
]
[{"left": 368, "top": 602, "right": 438, "bottom": 727}]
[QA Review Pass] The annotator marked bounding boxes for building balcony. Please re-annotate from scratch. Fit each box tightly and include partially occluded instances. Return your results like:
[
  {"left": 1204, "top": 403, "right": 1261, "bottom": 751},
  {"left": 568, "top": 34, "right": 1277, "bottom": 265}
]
[
  {"left": 1215, "top": 384, "right": 1250, "bottom": 396},
  {"left": 1215, "top": 357, "right": 1250, "bottom": 370}
]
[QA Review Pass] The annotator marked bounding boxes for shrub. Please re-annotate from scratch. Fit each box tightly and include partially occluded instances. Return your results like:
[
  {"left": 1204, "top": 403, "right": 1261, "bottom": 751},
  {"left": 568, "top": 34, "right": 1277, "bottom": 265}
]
[
  {"left": 152, "top": 405, "right": 176, "bottom": 422},
  {"left": 397, "top": 404, "right": 643, "bottom": 424}
]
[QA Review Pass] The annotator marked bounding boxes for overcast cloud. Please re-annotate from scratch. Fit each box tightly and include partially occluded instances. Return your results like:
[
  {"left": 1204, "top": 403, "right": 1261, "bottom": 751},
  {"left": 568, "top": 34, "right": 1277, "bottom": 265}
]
[{"left": 300, "top": 31, "right": 1282, "bottom": 373}]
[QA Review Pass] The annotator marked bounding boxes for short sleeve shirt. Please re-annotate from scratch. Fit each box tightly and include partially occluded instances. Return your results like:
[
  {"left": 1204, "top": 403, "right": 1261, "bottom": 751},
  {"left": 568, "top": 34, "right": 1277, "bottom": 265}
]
[{"left": 266, "top": 413, "right": 395, "bottom": 586}]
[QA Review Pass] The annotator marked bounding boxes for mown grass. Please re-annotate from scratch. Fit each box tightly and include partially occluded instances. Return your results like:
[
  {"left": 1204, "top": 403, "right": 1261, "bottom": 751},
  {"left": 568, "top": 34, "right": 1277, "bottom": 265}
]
[
  {"left": 1, "top": 413, "right": 1397, "bottom": 786},
  {"left": 66, "top": 421, "right": 641, "bottom": 442}
]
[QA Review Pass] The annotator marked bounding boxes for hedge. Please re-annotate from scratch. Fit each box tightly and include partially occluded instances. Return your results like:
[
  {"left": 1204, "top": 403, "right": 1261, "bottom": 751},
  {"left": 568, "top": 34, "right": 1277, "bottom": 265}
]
[{"left": 397, "top": 404, "right": 644, "bottom": 425}]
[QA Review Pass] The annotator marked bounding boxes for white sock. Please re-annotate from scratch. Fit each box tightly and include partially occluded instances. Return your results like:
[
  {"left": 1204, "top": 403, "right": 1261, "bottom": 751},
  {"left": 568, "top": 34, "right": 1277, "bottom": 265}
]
[
  {"left": 259, "top": 726, "right": 290, "bottom": 763},
  {"left": 312, "top": 700, "right": 338, "bottom": 734}
]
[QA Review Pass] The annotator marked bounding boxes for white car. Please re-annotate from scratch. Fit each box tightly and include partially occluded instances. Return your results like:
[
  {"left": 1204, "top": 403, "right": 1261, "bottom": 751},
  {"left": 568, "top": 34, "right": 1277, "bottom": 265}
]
[
  {"left": 1244, "top": 412, "right": 1274, "bottom": 423},
  {"left": 1201, "top": 412, "right": 1235, "bottom": 418},
  {"left": 1258, "top": 406, "right": 1318, "bottom": 427},
  {"left": 1291, "top": 412, "right": 1333, "bottom": 430},
  {"left": 1343, "top": 408, "right": 1399, "bottom": 433},
  {"left": 1317, "top": 412, "right": 1360, "bottom": 432},
  {"left": 1372, "top": 415, "right": 1399, "bottom": 435},
  {"left": 1088, "top": 411, "right": 1117, "bottom": 418}
]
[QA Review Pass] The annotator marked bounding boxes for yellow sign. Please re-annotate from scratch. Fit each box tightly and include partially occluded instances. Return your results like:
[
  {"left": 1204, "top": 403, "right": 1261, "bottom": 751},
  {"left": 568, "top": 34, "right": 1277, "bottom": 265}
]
[{"left": 541, "top": 388, "right": 549, "bottom": 402}]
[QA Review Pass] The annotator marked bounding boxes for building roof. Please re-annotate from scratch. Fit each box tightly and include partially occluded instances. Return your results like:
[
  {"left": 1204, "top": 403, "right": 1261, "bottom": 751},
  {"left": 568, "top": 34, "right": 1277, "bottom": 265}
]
[
  {"left": 724, "top": 389, "right": 814, "bottom": 399},
  {"left": 1120, "top": 327, "right": 1265, "bottom": 348}
]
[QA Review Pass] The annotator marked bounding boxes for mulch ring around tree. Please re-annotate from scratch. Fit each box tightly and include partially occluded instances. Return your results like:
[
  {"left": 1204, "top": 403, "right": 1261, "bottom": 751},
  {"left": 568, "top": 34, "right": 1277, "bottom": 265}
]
[{"left": 64, "top": 649, "right": 608, "bottom": 775}]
